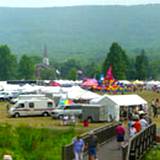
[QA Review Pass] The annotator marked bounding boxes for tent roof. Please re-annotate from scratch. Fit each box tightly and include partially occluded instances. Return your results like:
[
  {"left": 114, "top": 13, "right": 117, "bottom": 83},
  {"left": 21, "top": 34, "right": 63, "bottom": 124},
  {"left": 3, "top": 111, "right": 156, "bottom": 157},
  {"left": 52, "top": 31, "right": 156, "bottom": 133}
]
[
  {"left": 91, "top": 94, "right": 147, "bottom": 106},
  {"left": 66, "top": 86, "right": 100, "bottom": 100}
]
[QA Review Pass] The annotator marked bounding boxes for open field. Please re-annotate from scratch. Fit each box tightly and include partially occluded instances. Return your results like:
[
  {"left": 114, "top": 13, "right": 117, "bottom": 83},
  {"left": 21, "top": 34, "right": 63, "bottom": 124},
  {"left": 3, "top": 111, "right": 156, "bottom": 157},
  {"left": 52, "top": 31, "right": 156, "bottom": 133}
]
[
  {"left": 0, "top": 102, "right": 108, "bottom": 134},
  {"left": 0, "top": 90, "right": 160, "bottom": 128}
]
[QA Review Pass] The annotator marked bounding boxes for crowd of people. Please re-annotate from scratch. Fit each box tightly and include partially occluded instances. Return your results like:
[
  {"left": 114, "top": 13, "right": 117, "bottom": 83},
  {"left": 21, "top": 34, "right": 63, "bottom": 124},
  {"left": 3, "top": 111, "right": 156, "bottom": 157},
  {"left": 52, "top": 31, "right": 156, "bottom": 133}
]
[
  {"left": 72, "top": 109, "right": 153, "bottom": 160},
  {"left": 115, "top": 110, "right": 151, "bottom": 150}
]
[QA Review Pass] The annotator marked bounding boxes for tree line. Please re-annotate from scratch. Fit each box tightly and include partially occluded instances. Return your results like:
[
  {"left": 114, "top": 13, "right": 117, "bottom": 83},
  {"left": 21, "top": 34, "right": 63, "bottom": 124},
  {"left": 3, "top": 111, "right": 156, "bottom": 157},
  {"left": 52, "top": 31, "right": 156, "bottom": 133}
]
[{"left": 0, "top": 43, "right": 159, "bottom": 81}]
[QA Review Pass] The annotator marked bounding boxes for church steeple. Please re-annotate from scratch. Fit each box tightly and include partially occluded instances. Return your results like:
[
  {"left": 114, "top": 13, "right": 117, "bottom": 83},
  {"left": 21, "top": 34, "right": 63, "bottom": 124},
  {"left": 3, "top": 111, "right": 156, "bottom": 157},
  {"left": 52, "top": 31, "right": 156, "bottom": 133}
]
[{"left": 42, "top": 45, "right": 49, "bottom": 66}]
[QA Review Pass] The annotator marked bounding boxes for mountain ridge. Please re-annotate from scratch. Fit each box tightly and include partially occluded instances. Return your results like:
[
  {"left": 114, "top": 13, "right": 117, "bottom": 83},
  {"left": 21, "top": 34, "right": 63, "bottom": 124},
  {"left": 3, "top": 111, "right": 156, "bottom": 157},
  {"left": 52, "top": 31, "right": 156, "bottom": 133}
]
[{"left": 0, "top": 5, "right": 160, "bottom": 61}]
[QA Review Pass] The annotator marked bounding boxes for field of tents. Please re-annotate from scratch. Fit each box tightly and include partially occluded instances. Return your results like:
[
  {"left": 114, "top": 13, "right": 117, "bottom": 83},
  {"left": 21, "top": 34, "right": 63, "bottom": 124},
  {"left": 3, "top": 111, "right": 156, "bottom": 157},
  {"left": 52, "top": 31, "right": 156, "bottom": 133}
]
[{"left": 0, "top": 79, "right": 160, "bottom": 160}]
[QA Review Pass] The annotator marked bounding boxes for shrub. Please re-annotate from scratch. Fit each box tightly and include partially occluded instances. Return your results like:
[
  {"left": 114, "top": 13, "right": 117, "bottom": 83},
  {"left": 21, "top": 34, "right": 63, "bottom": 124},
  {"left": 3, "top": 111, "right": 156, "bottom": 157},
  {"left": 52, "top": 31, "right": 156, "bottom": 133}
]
[{"left": 0, "top": 124, "right": 75, "bottom": 160}]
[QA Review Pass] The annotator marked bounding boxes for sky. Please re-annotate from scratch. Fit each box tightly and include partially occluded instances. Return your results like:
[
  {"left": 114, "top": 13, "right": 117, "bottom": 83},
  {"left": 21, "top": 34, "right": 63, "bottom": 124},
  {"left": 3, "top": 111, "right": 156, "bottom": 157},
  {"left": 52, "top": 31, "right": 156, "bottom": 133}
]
[{"left": 0, "top": 0, "right": 160, "bottom": 8}]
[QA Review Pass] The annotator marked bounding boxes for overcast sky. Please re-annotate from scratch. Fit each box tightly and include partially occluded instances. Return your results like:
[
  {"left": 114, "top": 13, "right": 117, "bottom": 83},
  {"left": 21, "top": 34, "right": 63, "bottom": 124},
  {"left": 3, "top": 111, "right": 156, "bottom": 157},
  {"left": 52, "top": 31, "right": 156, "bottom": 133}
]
[{"left": 0, "top": 0, "right": 160, "bottom": 7}]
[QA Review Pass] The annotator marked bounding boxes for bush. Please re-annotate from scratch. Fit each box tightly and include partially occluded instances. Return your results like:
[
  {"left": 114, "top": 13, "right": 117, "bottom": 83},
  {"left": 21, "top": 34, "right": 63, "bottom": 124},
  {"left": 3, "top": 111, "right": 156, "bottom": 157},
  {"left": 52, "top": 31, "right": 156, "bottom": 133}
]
[
  {"left": 143, "top": 145, "right": 160, "bottom": 160},
  {"left": 0, "top": 124, "right": 75, "bottom": 160}
]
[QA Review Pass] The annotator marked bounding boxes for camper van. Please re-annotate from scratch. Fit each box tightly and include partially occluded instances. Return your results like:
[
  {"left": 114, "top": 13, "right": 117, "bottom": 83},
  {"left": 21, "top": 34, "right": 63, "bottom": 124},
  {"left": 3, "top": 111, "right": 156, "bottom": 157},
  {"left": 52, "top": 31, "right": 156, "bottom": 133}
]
[
  {"left": 8, "top": 98, "right": 55, "bottom": 117},
  {"left": 10, "top": 94, "right": 48, "bottom": 104}
]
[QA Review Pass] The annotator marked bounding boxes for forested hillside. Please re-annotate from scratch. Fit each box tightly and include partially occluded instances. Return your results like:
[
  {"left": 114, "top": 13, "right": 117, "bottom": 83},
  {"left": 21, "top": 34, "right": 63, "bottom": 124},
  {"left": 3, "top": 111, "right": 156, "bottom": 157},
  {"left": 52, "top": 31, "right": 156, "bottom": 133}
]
[{"left": 0, "top": 5, "right": 160, "bottom": 61}]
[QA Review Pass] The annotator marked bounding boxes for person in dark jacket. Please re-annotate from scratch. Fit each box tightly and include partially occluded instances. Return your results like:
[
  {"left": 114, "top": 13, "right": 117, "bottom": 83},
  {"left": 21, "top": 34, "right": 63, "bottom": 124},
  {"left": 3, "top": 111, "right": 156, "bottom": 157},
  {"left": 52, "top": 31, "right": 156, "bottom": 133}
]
[{"left": 87, "top": 131, "right": 98, "bottom": 160}]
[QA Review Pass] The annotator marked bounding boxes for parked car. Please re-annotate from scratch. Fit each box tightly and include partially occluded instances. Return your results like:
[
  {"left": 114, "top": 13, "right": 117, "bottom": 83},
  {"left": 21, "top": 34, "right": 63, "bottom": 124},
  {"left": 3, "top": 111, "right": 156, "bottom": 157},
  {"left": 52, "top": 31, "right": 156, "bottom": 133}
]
[
  {"left": 50, "top": 104, "right": 82, "bottom": 119},
  {"left": 0, "top": 91, "right": 19, "bottom": 101}
]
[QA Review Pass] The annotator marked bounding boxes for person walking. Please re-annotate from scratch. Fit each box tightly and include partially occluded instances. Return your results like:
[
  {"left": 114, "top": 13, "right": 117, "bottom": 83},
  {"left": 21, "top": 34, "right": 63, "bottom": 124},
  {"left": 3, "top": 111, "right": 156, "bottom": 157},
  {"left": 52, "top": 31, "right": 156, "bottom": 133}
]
[
  {"left": 73, "top": 136, "right": 85, "bottom": 160},
  {"left": 87, "top": 131, "right": 98, "bottom": 160},
  {"left": 154, "top": 98, "right": 160, "bottom": 117},
  {"left": 115, "top": 122, "right": 125, "bottom": 149},
  {"left": 151, "top": 98, "right": 156, "bottom": 117}
]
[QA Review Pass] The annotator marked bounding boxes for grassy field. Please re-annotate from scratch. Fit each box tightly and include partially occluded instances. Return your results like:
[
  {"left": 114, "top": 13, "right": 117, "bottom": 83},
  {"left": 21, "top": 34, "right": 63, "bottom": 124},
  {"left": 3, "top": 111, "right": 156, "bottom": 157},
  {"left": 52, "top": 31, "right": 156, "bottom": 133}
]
[
  {"left": 0, "top": 102, "right": 107, "bottom": 132},
  {"left": 0, "top": 90, "right": 160, "bottom": 160},
  {"left": 143, "top": 145, "right": 160, "bottom": 160}
]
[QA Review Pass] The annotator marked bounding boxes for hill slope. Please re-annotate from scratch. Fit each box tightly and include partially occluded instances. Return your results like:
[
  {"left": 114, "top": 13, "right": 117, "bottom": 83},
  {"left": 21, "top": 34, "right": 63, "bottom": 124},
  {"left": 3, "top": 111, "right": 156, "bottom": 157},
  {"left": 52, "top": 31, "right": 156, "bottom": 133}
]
[{"left": 0, "top": 5, "right": 160, "bottom": 61}]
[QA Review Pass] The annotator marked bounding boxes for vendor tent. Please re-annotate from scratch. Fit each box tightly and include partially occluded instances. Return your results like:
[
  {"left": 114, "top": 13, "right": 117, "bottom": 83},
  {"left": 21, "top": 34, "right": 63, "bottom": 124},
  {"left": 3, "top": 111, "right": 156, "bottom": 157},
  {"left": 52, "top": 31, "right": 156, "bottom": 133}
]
[
  {"left": 66, "top": 86, "right": 100, "bottom": 100},
  {"left": 81, "top": 79, "right": 98, "bottom": 88},
  {"left": 90, "top": 94, "right": 147, "bottom": 121}
]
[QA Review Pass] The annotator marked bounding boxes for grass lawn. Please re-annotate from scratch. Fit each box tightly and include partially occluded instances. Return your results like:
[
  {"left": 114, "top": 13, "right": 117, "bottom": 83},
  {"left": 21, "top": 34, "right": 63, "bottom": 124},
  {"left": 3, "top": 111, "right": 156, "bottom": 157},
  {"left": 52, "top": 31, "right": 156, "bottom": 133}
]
[
  {"left": 143, "top": 145, "right": 160, "bottom": 160},
  {"left": 0, "top": 102, "right": 107, "bottom": 133}
]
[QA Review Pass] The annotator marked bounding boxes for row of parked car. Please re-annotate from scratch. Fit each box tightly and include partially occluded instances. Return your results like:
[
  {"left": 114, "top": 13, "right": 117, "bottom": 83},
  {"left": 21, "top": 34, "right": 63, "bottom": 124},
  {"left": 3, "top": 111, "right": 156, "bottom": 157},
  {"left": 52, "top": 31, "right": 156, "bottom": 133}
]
[{"left": 0, "top": 91, "right": 20, "bottom": 101}]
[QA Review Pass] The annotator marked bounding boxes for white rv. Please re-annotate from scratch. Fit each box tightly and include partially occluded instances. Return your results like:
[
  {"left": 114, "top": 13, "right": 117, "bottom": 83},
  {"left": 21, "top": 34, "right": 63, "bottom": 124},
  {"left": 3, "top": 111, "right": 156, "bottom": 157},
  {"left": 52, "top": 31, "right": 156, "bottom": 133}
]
[
  {"left": 10, "top": 94, "right": 48, "bottom": 104},
  {"left": 8, "top": 98, "right": 55, "bottom": 117}
]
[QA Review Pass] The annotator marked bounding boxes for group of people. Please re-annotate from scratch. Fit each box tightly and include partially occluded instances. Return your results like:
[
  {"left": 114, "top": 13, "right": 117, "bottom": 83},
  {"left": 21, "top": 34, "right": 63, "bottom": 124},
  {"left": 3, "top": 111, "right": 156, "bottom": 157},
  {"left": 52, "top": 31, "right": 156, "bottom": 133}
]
[
  {"left": 115, "top": 111, "right": 151, "bottom": 150},
  {"left": 60, "top": 114, "right": 77, "bottom": 126},
  {"left": 128, "top": 112, "right": 150, "bottom": 136},
  {"left": 73, "top": 131, "right": 98, "bottom": 160}
]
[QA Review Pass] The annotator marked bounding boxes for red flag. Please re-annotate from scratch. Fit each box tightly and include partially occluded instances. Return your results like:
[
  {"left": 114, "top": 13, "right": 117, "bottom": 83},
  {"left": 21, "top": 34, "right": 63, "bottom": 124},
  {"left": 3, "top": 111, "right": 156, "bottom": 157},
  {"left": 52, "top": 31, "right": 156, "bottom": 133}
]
[{"left": 105, "top": 65, "right": 114, "bottom": 80}]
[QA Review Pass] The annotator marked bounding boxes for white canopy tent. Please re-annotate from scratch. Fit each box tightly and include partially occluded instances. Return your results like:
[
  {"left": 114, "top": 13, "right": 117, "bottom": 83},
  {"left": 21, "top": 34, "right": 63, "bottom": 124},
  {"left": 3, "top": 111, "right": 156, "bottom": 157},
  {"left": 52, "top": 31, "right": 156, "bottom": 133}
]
[
  {"left": 117, "top": 80, "right": 131, "bottom": 85},
  {"left": 90, "top": 94, "right": 147, "bottom": 121},
  {"left": 145, "top": 80, "right": 160, "bottom": 90},
  {"left": 64, "top": 86, "right": 101, "bottom": 100}
]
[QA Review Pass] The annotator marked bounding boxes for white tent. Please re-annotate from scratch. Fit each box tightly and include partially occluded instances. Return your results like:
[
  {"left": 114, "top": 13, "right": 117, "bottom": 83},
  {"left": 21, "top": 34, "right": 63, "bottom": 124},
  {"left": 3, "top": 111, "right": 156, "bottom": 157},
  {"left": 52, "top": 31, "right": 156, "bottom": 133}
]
[
  {"left": 66, "top": 86, "right": 101, "bottom": 100},
  {"left": 145, "top": 80, "right": 160, "bottom": 90},
  {"left": 90, "top": 94, "right": 147, "bottom": 121},
  {"left": 117, "top": 80, "right": 131, "bottom": 85},
  {"left": 41, "top": 85, "right": 100, "bottom": 100}
]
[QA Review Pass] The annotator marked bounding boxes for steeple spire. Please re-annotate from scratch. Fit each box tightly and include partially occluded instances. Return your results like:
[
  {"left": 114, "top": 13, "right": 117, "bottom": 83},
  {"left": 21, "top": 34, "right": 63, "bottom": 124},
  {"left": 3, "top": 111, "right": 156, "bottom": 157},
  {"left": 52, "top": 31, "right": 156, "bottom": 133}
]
[{"left": 42, "top": 44, "right": 49, "bottom": 66}]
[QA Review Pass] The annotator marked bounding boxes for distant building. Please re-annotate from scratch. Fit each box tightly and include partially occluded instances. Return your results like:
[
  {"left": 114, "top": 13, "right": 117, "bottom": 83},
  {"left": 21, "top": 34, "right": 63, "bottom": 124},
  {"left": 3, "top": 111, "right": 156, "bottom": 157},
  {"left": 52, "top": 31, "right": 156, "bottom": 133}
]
[{"left": 35, "top": 45, "right": 50, "bottom": 79}]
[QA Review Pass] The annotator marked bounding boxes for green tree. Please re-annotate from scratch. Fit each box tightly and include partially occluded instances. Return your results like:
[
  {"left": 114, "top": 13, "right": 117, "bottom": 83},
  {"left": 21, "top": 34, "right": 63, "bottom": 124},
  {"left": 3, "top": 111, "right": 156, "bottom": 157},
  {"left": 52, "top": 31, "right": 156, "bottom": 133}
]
[
  {"left": 68, "top": 68, "right": 77, "bottom": 80},
  {"left": 126, "top": 58, "right": 136, "bottom": 80},
  {"left": 60, "top": 59, "right": 81, "bottom": 79},
  {"left": 18, "top": 54, "right": 35, "bottom": 80},
  {"left": 30, "top": 55, "right": 42, "bottom": 64},
  {"left": 103, "top": 42, "right": 128, "bottom": 80},
  {"left": 0, "top": 45, "right": 17, "bottom": 80},
  {"left": 40, "top": 67, "right": 56, "bottom": 80},
  {"left": 150, "top": 60, "right": 160, "bottom": 80},
  {"left": 135, "top": 50, "right": 149, "bottom": 80},
  {"left": 83, "top": 61, "right": 101, "bottom": 78}
]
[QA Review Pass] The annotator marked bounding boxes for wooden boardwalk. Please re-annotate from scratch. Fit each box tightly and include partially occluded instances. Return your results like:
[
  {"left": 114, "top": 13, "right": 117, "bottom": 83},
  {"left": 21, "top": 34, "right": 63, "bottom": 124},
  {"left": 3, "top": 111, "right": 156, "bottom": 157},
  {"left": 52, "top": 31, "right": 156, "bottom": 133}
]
[{"left": 84, "top": 137, "right": 124, "bottom": 160}]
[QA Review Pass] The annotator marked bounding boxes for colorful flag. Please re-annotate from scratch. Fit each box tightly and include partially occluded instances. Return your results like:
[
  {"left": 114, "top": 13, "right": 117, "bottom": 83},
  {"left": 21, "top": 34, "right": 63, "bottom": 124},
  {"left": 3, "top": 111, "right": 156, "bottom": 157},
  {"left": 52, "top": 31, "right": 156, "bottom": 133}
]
[{"left": 105, "top": 65, "right": 114, "bottom": 80}]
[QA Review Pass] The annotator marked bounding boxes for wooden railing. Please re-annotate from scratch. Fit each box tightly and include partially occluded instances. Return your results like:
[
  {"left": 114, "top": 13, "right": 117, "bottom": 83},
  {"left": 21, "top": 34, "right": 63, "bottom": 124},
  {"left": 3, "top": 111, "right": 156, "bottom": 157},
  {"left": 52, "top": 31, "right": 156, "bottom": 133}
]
[
  {"left": 122, "top": 123, "right": 156, "bottom": 160},
  {"left": 62, "top": 123, "right": 118, "bottom": 160}
]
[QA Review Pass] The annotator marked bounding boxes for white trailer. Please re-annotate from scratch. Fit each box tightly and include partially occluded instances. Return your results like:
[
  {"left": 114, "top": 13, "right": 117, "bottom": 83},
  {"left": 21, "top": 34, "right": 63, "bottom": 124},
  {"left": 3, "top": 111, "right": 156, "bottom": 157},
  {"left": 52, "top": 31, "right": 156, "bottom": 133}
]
[
  {"left": 82, "top": 104, "right": 109, "bottom": 122},
  {"left": 8, "top": 98, "right": 55, "bottom": 117}
]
